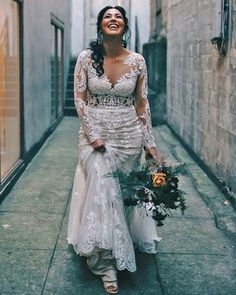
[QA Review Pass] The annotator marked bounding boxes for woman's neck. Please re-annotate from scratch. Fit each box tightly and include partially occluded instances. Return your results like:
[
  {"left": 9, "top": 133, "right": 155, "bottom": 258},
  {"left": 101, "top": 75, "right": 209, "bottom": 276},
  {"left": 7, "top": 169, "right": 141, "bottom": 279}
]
[{"left": 102, "top": 36, "right": 125, "bottom": 58}]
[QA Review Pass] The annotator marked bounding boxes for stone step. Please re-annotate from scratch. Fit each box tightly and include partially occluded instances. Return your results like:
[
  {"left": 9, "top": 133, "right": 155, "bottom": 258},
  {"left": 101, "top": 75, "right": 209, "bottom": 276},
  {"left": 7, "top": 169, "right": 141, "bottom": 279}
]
[
  {"left": 65, "top": 98, "right": 74, "bottom": 107},
  {"left": 66, "top": 89, "right": 74, "bottom": 98},
  {"left": 64, "top": 106, "right": 77, "bottom": 116},
  {"left": 64, "top": 58, "right": 78, "bottom": 115}
]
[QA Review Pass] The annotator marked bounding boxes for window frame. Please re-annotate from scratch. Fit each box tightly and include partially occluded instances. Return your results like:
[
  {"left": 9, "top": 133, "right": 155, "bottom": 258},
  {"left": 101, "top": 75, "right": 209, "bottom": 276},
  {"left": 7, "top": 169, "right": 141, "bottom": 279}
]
[
  {"left": 0, "top": 0, "right": 25, "bottom": 199},
  {"left": 50, "top": 15, "right": 64, "bottom": 127}
]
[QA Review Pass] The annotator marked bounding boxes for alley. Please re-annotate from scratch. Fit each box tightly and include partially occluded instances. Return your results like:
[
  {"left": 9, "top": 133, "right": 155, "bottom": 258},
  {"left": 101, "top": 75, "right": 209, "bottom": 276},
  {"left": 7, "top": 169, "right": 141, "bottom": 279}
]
[{"left": 0, "top": 117, "right": 236, "bottom": 295}]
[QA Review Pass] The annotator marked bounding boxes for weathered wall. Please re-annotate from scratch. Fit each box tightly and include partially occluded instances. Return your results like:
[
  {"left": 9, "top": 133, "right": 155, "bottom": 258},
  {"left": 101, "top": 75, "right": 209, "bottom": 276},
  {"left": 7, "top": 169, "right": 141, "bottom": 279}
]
[
  {"left": 161, "top": 0, "right": 167, "bottom": 36},
  {"left": 71, "top": 0, "right": 85, "bottom": 56},
  {"left": 149, "top": 0, "right": 167, "bottom": 39},
  {"left": 130, "top": 0, "right": 150, "bottom": 52},
  {"left": 23, "top": 0, "right": 71, "bottom": 152},
  {"left": 143, "top": 1, "right": 167, "bottom": 125},
  {"left": 150, "top": 0, "right": 157, "bottom": 37},
  {"left": 166, "top": 0, "right": 236, "bottom": 191}
]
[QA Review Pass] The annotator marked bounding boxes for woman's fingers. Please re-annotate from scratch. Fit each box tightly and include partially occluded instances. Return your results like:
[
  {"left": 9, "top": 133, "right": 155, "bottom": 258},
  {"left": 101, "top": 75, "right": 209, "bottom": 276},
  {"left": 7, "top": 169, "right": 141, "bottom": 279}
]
[
  {"left": 91, "top": 139, "right": 106, "bottom": 152},
  {"left": 97, "top": 146, "right": 106, "bottom": 152}
]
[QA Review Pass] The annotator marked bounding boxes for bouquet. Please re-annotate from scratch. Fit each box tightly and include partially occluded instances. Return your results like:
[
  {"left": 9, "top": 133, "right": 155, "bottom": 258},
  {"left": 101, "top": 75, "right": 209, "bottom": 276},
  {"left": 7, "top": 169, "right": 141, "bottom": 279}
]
[{"left": 112, "top": 152, "right": 187, "bottom": 226}]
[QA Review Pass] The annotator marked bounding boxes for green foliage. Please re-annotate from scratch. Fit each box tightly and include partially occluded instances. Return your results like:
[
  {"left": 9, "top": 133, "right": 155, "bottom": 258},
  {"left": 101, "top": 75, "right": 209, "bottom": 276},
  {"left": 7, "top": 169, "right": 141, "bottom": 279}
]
[{"left": 109, "top": 158, "right": 187, "bottom": 226}]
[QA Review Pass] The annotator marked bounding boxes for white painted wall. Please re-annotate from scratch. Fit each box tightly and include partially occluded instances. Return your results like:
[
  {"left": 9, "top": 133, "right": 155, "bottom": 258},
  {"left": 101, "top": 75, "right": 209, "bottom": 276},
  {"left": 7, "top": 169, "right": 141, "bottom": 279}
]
[
  {"left": 23, "top": 0, "right": 71, "bottom": 151},
  {"left": 71, "top": 0, "right": 85, "bottom": 56},
  {"left": 130, "top": 0, "right": 150, "bottom": 52}
]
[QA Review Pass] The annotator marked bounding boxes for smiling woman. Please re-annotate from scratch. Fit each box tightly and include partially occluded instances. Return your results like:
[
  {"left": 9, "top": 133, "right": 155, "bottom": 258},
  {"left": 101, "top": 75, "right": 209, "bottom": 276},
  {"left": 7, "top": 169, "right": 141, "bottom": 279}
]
[
  {"left": 102, "top": 10, "right": 125, "bottom": 34},
  {"left": 67, "top": 5, "right": 161, "bottom": 294}
]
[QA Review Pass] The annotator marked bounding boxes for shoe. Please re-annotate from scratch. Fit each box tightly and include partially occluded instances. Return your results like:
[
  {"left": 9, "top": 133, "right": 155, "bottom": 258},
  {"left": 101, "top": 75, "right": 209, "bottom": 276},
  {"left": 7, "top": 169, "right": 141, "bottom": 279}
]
[{"left": 103, "top": 281, "right": 118, "bottom": 294}]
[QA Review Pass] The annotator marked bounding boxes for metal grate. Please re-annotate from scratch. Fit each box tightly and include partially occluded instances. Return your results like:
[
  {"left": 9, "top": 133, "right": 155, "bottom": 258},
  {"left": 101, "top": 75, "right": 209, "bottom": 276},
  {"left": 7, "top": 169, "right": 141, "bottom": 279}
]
[{"left": 211, "top": 0, "right": 230, "bottom": 56}]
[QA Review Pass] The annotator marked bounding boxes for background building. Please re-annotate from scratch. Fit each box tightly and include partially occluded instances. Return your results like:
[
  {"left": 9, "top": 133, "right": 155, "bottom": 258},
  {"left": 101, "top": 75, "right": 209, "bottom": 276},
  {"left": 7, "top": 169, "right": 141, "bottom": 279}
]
[
  {"left": 166, "top": 0, "right": 235, "bottom": 193},
  {"left": 143, "top": 0, "right": 167, "bottom": 125},
  {"left": 71, "top": 0, "right": 85, "bottom": 56},
  {"left": 0, "top": 0, "right": 72, "bottom": 198},
  {"left": 1, "top": 0, "right": 235, "bottom": 201},
  {"left": 146, "top": 0, "right": 235, "bottom": 194}
]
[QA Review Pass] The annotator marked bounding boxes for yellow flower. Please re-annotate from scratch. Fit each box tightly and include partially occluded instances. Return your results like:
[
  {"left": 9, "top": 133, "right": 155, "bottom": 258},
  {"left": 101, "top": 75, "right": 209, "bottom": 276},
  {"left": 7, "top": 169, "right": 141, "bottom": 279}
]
[{"left": 152, "top": 172, "right": 167, "bottom": 187}]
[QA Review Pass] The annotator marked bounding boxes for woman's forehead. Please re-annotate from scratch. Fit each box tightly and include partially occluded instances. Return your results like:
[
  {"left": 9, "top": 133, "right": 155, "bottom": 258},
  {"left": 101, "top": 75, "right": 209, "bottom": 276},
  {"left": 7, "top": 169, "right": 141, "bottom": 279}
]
[{"left": 104, "top": 8, "right": 123, "bottom": 17}]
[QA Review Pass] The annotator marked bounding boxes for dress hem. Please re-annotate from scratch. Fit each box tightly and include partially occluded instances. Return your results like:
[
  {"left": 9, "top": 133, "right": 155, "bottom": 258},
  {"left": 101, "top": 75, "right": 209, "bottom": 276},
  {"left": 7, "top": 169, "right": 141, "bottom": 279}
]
[{"left": 67, "top": 239, "right": 137, "bottom": 272}]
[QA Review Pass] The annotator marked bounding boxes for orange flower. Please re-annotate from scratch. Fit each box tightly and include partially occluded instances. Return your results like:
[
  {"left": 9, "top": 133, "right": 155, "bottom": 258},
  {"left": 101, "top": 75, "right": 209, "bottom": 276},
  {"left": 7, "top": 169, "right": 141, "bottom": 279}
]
[{"left": 152, "top": 172, "right": 167, "bottom": 187}]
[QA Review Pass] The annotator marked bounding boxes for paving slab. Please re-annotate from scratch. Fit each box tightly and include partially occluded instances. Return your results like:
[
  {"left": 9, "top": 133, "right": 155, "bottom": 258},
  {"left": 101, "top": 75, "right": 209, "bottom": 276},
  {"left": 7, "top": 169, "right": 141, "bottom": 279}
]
[
  {"left": 0, "top": 249, "right": 52, "bottom": 295},
  {"left": 56, "top": 201, "right": 71, "bottom": 251},
  {"left": 0, "top": 118, "right": 236, "bottom": 295},
  {"left": 43, "top": 250, "right": 97, "bottom": 295},
  {"left": 0, "top": 189, "right": 70, "bottom": 214},
  {"left": 171, "top": 175, "right": 213, "bottom": 218},
  {"left": 43, "top": 250, "right": 162, "bottom": 295},
  {"left": 156, "top": 217, "right": 235, "bottom": 256},
  {"left": 154, "top": 253, "right": 236, "bottom": 295},
  {"left": 0, "top": 211, "right": 62, "bottom": 250},
  {"left": 9, "top": 165, "right": 75, "bottom": 193}
]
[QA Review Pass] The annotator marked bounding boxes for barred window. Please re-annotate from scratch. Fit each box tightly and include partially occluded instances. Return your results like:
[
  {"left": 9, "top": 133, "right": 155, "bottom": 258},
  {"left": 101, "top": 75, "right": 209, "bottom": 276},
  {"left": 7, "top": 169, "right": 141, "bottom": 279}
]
[{"left": 211, "top": 0, "right": 230, "bottom": 56}]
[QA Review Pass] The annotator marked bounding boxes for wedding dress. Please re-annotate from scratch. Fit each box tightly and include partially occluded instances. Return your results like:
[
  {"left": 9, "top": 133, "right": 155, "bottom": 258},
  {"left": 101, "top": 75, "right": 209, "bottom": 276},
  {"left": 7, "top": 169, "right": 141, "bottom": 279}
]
[{"left": 67, "top": 49, "right": 161, "bottom": 273}]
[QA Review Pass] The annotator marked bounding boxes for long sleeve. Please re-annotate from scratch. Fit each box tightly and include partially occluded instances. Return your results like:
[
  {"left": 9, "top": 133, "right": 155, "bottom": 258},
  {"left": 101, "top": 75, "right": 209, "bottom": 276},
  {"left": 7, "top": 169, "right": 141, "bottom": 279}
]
[
  {"left": 74, "top": 51, "right": 99, "bottom": 143},
  {"left": 135, "top": 56, "right": 156, "bottom": 148}
]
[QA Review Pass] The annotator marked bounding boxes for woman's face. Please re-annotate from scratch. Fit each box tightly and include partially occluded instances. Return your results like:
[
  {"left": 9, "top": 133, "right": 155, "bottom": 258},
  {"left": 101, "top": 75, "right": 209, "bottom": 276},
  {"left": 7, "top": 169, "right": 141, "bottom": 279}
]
[{"left": 101, "top": 8, "right": 125, "bottom": 37}]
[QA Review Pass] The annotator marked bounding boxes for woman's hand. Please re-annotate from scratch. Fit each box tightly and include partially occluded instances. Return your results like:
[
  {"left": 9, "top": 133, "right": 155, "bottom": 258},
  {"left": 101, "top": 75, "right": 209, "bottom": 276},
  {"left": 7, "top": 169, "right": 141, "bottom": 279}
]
[
  {"left": 91, "top": 138, "right": 106, "bottom": 152},
  {"left": 145, "top": 146, "right": 158, "bottom": 162}
]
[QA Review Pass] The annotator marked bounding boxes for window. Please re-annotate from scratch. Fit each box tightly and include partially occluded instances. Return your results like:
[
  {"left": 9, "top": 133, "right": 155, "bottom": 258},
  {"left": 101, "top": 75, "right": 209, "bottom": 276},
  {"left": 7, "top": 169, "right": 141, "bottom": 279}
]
[
  {"left": 0, "top": 0, "right": 21, "bottom": 183},
  {"left": 211, "top": 0, "right": 230, "bottom": 56}
]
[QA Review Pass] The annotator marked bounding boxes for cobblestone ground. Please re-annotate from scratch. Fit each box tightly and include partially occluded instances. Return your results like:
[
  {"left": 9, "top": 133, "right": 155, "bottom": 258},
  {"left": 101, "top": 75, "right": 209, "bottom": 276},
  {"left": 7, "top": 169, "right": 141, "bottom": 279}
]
[{"left": 0, "top": 117, "right": 236, "bottom": 295}]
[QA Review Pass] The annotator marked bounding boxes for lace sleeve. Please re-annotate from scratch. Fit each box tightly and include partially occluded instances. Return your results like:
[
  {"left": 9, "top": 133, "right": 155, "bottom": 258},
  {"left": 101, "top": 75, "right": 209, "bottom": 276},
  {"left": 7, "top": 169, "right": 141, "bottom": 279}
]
[
  {"left": 135, "top": 55, "right": 156, "bottom": 148},
  {"left": 74, "top": 51, "right": 99, "bottom": 143}
]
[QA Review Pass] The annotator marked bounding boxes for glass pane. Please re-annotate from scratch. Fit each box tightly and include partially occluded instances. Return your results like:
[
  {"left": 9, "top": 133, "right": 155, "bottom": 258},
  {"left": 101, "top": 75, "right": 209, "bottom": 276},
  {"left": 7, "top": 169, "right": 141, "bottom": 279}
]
[
  {"left": 0, "top": 0, "right": 20, "bottom": 181},
  {"left": 50, "top": 24, "right": 57, "bottom": 123},
  {"left": 57, "top": 28, "right": 63, "bottom": 116}
]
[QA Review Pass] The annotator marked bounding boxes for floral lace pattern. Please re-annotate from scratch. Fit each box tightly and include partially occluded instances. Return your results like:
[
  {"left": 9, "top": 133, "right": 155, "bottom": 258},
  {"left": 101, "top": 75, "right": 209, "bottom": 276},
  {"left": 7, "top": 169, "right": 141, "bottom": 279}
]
[
  {"left": 68, "top": 49, "right": 160, "bottom": 273},
  {"left": 74, "top": 49, "right": 156, "bottom": 148}
]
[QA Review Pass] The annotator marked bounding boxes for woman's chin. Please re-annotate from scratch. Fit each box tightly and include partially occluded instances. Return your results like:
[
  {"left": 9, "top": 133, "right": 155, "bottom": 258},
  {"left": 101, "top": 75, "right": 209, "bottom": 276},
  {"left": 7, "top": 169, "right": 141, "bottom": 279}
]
[{"left": 103, "top": 29, "right": 124, "bottom": 37}]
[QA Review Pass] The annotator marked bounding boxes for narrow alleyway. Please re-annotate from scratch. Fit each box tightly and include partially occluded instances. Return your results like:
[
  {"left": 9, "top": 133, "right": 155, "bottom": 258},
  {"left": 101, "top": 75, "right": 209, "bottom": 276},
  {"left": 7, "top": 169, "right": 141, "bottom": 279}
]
[{"left": 0, "top": 117, "right": 236, "bottom": 295}]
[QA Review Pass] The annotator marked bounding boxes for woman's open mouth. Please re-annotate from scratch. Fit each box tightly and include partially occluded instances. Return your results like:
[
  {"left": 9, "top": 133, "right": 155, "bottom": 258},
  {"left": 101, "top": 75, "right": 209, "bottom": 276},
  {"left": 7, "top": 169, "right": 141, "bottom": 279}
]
[{"left": 108, "top": 24, "right": 119, "bottom": 29}]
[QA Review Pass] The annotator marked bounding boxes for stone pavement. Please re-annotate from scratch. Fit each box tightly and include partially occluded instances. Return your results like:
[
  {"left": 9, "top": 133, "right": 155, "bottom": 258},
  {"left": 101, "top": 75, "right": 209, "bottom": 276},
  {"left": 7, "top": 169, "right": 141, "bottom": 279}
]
[{"left": 0, "top": 117, "right": 236, "bottom": 295}]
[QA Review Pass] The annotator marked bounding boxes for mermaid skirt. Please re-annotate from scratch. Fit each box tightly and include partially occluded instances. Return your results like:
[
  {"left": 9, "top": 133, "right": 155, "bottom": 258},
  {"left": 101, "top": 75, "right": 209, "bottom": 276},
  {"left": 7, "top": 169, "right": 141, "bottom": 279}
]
[{"left": 67, "top": 106, "right": 161, "bottom": 272}]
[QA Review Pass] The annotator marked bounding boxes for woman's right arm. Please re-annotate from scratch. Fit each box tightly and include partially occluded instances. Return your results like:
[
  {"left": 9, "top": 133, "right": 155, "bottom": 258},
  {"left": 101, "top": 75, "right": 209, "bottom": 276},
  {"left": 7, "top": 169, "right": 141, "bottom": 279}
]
[{"left": 74, "top": 51, "right": 105, "bottom": 150}]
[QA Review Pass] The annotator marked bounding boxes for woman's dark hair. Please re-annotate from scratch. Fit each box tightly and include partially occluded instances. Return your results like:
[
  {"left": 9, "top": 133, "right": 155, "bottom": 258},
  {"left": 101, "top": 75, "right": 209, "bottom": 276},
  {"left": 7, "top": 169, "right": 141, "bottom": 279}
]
[{"left": 89, "top": 6, "right": 131, "bottom": 76}]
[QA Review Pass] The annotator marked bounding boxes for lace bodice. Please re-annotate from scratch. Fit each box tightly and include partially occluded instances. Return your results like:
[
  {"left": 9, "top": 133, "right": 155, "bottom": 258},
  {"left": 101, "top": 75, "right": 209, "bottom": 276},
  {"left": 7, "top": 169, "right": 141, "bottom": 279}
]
[{"left": 74, "top": 49, "right": 156, "bottom": 148}]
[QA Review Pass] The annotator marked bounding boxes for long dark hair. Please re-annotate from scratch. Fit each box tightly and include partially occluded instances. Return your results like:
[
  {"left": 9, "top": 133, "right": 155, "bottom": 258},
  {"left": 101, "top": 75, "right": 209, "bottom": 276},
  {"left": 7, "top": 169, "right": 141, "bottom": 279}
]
[{"left": 89, "top": 6, "right": 131, "bottom": 77}]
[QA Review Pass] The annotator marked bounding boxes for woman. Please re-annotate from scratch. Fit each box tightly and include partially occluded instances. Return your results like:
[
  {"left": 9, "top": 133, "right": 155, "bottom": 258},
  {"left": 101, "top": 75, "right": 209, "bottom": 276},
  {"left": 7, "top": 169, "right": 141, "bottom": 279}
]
[{"left": 67, "top": 6, "right": 161, "bottom": 294}]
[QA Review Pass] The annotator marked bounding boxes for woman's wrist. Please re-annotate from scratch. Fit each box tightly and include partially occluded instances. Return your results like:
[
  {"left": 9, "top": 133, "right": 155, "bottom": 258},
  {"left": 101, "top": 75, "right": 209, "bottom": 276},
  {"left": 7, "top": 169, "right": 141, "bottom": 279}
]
[{"left": 145, "top": 146, "right": 158, "bottom": 161}]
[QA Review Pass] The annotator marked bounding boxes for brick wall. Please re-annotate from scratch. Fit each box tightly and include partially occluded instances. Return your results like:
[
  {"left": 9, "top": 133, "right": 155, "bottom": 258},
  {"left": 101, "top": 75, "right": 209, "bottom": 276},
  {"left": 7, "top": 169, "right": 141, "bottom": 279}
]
[{"left": 166, "top": 0, "right": 236, "bottom": 192}]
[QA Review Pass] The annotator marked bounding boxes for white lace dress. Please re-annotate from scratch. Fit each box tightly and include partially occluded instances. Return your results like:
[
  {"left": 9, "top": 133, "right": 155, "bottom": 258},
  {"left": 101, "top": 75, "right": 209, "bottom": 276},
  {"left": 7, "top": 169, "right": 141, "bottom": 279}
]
[{"left": 67, "top": 49, "right": 161, "bottom": 273}]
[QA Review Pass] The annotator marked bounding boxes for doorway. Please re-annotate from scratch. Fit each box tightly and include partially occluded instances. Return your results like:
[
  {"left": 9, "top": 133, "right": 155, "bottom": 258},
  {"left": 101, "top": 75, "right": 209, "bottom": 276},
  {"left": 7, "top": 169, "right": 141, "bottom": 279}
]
[{"left": 50, "top": 19, "right": 64, "bottom": 125}]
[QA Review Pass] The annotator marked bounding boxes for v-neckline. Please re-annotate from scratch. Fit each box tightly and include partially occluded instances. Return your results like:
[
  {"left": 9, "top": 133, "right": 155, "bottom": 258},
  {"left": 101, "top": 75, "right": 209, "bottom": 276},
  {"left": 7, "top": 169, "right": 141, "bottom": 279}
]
[
  {"left": 103, "top": 52, "right": 135, "bottom": 89},
  {"left": 103, "top": 72, "right": 129, "bottom": 89}
]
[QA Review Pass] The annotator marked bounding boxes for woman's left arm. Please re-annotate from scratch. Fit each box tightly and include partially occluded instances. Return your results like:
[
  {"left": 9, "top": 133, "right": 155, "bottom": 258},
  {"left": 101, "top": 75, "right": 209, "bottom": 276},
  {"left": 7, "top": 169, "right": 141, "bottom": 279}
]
[{"left": 134, "top": 55, "right": 158, "bottom": 161}]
